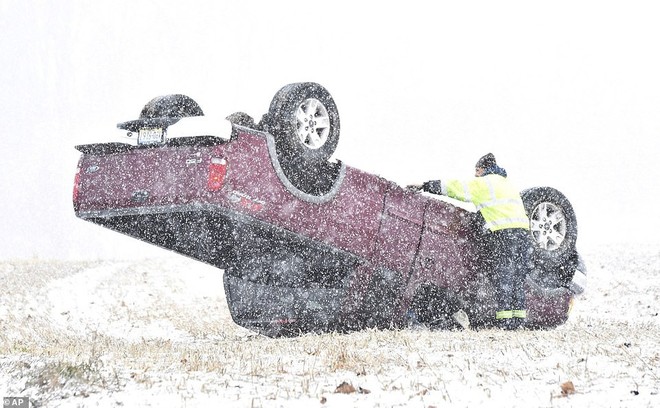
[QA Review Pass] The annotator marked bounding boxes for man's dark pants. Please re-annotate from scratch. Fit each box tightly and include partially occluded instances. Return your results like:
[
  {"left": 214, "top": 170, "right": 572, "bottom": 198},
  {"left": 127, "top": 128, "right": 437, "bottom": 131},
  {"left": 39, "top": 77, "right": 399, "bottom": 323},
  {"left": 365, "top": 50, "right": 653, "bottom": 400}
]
[{"left": 489, "top": 228, "right": 532, "bottom": 329}]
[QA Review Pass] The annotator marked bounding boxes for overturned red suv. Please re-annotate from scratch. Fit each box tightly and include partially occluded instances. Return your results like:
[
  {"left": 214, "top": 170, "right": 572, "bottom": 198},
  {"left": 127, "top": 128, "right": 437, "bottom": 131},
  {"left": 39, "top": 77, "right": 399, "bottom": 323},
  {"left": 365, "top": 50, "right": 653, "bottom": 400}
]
[{"left": 73, "top": 82, "right": 586, "bottom": 336}]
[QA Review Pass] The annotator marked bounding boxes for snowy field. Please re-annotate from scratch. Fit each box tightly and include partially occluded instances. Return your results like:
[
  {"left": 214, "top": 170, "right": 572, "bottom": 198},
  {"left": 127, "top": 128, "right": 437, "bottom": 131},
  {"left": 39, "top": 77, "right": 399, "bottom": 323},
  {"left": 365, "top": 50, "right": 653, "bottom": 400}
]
[
  {"left": 3, "top": 2, "right": 660, "bottom": 406},
  {"left": 1, "top": 242, "right": 658, "bottom": 408}
]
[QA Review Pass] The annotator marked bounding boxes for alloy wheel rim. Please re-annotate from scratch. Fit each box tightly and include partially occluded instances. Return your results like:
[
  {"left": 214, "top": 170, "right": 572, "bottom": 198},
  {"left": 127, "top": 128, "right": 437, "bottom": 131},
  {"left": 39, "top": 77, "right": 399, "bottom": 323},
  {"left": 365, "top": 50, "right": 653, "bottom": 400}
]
[
  {"left": 530, "top": 201, "right": 567, "bottom": 250},
  {"left": 295, "top": 98, "right": 330, "bottom": 150}
]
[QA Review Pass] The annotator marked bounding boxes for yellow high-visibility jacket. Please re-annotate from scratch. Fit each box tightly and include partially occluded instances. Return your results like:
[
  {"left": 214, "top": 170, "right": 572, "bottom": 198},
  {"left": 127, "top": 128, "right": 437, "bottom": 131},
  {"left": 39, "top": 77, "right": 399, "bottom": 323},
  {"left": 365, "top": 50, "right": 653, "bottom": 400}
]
[{"left": 441, "top": 175, "right": 530, "bottom": 232}]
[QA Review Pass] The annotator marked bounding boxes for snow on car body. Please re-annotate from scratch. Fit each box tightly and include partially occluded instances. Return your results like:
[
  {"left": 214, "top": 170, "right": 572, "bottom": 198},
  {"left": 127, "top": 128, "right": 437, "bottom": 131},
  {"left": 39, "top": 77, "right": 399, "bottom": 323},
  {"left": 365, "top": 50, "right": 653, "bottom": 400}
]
[{"left": 73, "top": 83, "right": 586, "bottom": 336}]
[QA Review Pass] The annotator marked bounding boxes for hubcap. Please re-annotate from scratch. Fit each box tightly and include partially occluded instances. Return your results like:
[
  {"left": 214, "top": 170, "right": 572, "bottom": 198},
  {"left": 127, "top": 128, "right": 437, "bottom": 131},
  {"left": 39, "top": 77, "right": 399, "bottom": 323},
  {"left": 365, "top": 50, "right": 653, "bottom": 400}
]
[
  {"left": 295, "top": 98, "right": 330, "bottom": 150},
  {"left": 530, "top": 202, "right": 567, "bottom": 251}
]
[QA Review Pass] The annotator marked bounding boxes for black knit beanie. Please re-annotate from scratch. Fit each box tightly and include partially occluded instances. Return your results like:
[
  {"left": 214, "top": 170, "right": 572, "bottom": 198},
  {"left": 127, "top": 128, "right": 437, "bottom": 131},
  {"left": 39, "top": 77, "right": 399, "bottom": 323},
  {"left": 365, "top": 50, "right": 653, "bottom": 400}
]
[{"left": 475, "top": 153, "right": 496, "bottom": 169}]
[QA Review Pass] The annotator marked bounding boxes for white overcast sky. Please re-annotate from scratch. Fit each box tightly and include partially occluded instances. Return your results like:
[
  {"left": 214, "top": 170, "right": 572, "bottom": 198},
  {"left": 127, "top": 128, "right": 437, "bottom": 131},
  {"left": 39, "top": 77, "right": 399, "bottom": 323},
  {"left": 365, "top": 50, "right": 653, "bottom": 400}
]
[{"left": 1, "top": 1, "right": 659, "bottom": 259}]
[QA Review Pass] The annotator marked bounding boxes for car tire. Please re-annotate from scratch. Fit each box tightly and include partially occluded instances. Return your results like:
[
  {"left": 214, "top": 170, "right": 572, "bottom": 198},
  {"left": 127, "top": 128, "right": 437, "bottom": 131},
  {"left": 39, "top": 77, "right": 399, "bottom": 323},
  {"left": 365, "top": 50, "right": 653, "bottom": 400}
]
[
  {"left": 263, "top": 82, "right": 340, "bottom": 163},
  {"left": 521, "top": 187, "right": 578, "bottom": 271}
]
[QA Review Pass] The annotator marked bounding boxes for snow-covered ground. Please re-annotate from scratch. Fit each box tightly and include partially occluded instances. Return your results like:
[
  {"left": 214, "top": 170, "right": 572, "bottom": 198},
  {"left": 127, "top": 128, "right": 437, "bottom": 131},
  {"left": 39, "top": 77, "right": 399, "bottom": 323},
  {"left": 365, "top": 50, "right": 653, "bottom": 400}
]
[{"left": 1, "top": 242, "right": 658, "bottom": 407}]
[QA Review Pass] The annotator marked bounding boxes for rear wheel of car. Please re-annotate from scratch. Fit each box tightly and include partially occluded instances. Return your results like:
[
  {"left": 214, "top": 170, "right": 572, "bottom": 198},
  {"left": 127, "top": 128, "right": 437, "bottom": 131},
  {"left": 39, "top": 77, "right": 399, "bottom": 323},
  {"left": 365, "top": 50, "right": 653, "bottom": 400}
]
[
  {"left": 521, "top": 187, "right": 578, "bottom": 272},
  {"left": 262, "top": 82, "right": 342, "bottom": 196},
  {"left": 263, "top": 82, "right": 340, "bottom": 164}
]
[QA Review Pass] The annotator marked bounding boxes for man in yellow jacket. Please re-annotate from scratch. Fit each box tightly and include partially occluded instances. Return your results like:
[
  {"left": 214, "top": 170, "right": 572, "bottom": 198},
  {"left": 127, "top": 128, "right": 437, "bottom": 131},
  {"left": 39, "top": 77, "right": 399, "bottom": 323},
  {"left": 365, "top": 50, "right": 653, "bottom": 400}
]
[{"left": 410, "top": 153, "right": 531, "bottom": 330}]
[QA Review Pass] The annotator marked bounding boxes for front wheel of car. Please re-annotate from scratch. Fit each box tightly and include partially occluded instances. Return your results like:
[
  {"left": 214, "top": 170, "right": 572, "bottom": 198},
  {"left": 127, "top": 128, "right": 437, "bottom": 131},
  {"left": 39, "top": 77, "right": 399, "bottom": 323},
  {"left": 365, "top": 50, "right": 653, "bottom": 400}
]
[{"left": 521, "top": 187, "right": 578, "bottom": 271}]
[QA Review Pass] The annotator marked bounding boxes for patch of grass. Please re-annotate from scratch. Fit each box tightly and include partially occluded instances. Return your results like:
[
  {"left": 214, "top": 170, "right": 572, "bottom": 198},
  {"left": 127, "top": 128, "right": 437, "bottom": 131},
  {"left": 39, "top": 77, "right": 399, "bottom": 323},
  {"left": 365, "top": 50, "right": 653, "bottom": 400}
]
[{"left": 26, "top": 359, "right": 103, "bottom": 392}]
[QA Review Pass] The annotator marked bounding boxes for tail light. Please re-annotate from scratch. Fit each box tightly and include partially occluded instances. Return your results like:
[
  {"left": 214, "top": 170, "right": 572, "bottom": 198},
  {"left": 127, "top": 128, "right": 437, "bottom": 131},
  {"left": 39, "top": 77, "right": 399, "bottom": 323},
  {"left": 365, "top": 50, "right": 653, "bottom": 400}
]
[
  {"left": 207, "top": 157, "right": 228, "bottom": 191},
  {"left": 73, "top": 166, "right": 82, "bottom": 210}
]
